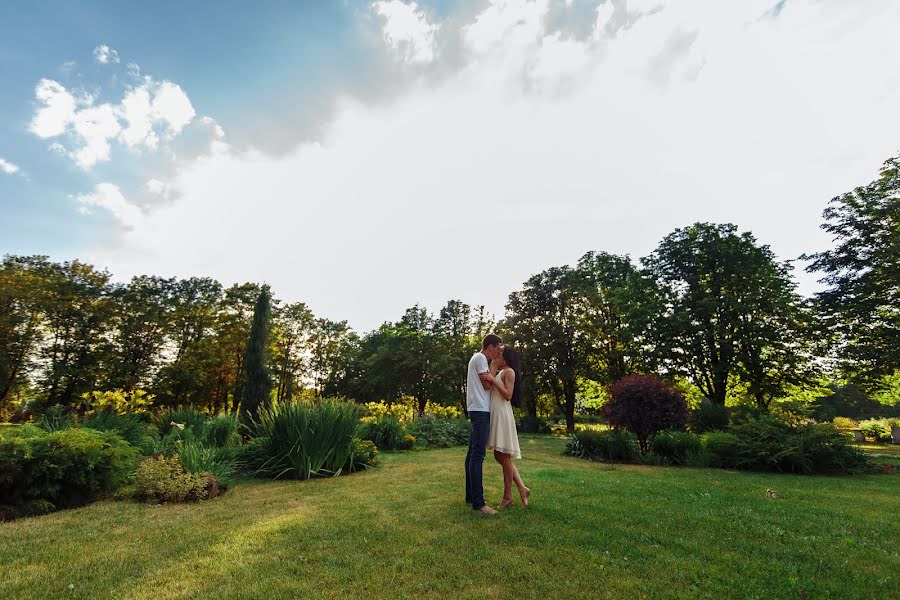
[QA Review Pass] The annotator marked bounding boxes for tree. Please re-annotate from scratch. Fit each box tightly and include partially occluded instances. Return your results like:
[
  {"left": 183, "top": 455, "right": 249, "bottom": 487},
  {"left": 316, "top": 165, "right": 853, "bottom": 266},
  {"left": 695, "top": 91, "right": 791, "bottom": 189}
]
[
  {"left": 39, "top": 261, "right": 114, "bottom": 407},
  {"left": 104, "top": 276, "right": 174, "bottom": 391},
  {"left": 239, "top": 287, "right": 274, "bottom": 426},
  {"left": 432, "top": 300, "right": 494, "bottom": 413},
  {"left": 604, "top": 374, "right": 687, "bottom": 454},
  {"left": 503, "top": 266, "right": 592, "bottom": 432},
  {"left": 271, "top": 302, "right": 314, "bottom": 402},
  {"left": 309, "top": 318, "right": 358, "bottom": 397},
  {"left": 576, "top": 251, "right": 644, "bottom": 385},
  {"left": 802, "top": 154, "right": 900, "bottom": 390},
  {"left": 0, "top": 256, "right": 50, "bottom": 411},
  {"left": 640, "top": 223, "right": 814, "bottom": 407}
]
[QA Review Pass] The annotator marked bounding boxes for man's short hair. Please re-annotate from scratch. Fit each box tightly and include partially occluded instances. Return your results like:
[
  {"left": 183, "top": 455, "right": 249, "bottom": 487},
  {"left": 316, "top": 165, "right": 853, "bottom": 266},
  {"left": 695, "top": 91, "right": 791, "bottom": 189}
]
[{"left": 482, "top": 334, "right": 502, "bottom": 350}]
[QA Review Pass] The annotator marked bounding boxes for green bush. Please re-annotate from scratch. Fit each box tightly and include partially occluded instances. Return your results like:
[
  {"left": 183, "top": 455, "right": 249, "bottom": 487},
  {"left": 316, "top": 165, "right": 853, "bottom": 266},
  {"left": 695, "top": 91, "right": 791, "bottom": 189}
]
[
  {"left": 702, "top": 431, "right": 742, "bottom": 468},
  {"left": 243, "top": 398, "right": 361, "bottom": 480},
  {"left": 135, "top": 455, "right": 209, "bottom": 503},
  {"left": 346, "top": 438, "right": 379, "bottom": 472},
  {"left": 407, "top": 416, "right": 469, "bottom": 448},
  {"left": 358, "top": 415, "right": 414, "bottom": 450},
  {"left": 564, "top": 429, "right": 638, "bottom": 462},
  {"left": 176, "top": 440, "right": 238, "bottom": 487},
  {"left": 689, "top": 399, "right": 729, "bottom": 433},
  {"left": 201, "top": 413, "right": 241, "bottom": 448},
  {"left": 651, "top": 431, "right": 704, "bottom": 466},
  {"left": 727, "top": 415, "right": 868, "bottom": 474},
  {"left": 155, "top": 408, "right": 208, "bottom": 438},
  {"left": 832, "top": 417, "right": 858, "bottom": 429},
  {"left": 858, "top": 418, "right": 897, "bottom": 443},
  {"left": 518, "top": 415, "right": 552, "bottom": 434},
  {"left": 83, "top": 411, "right": 158, "bottom": 454},
  {"left": 0, "top": 428, "right": 137, "bottom": 518}
]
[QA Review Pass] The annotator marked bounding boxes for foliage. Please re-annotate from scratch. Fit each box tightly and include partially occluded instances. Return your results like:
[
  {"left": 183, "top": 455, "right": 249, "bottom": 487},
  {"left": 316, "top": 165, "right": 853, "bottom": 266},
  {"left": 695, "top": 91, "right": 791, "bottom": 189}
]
[
  {"left": 810, "top": 384, "right": 899, "bottom": 421},
  {"left": 564, "top": 428, "right": 638, "bottom": 462},
  {"left": 650, "top": 430, "right": 704, "bottom": 466},
  {"left": 727, "top": 415, "right": 869, "bottom": 474},
  {"left": 83, "top": 411, "right": 157, "bottom": 454},
  {"left": 518, "top": 414, "right": 553, "bottom": 434},
  {"left": 604, "top": 375, "right": 688, "bottom": 453},
  {"left": 239, "top": 287, "right": 275, "bottom": 427},
  {"left": 201, "top": 413, "right": 241, "bottom": 448},
  {"left": 358, "top": 415, "right": 415, "bottom": 450},
  {"left": 155, "top": 408, "right": 208, "bottom": 438},
  {"left": 39, "top": 404, "right": 76, "bottom": 432},
  {"left": 639, "top": 222, "right": 816, "bottom": 407},
  {"left": 81, "top": 389, "right": 154, "bottom": 416},
  {"left": 802, "top": 154, "right": 900, "bottom": 390},
  {"left": 407, "top": 416, "right": 469, "bottom": 448},
  {"left": 0, "top": 427, "right": 137, "bottom": 518},
  {"left": 346, "top": 438, "right": 379, "bottom": 471},
  {"left": 134, "top": 455, "right": 209, "bottom": 503},
  {"left": 857, "top": 418, "right": 899, "bottom": 443},
  {"left": 831, "top": 416, "right": 857, "bottom": 429},
  {"left": 689, "top": 398, "right": 729, "bottom": 433},
  {"left": 243, "top": 398, "right": 361, "bottom": 479},
  {"left": 176, "top": 440, "right": 237, "bottom": 487},
  {"left": 701, "top": 431, "right": 742, "bottom": 468}
]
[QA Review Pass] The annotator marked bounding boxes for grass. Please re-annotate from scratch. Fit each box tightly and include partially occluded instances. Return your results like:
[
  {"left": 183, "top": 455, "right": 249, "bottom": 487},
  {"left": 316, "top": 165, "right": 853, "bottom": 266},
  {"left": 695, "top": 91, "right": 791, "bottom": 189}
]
[{"left": 2, "top": 436, "right": 898, "bottom": 599}]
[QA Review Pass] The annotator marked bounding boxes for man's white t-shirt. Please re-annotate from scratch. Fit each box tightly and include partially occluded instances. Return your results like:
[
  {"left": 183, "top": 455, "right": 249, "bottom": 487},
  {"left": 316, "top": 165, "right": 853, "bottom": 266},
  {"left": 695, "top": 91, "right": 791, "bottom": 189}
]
[{"left": 466, "top": 352, "right": 491, "bottom": 413}]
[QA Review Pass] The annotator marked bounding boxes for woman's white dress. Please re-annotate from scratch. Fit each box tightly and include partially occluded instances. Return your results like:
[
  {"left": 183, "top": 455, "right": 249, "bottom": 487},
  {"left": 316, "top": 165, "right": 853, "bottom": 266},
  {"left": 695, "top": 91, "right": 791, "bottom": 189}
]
[{"left": 487, "top": 370, "right": 521, "bottom": 459}]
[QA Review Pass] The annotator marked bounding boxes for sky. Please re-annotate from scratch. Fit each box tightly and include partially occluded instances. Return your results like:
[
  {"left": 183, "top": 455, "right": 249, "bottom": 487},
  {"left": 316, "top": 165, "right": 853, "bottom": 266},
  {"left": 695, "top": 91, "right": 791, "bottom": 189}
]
[{"left": 2, "top": 0, "right": 900, "bottom": 332}]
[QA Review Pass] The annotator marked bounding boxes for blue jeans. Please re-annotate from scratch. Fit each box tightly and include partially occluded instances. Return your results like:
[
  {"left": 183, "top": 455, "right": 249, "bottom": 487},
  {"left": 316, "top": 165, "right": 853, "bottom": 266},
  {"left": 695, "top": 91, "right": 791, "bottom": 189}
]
[{"left": 464, "top": 411, "right": 490, "bottom": 510}]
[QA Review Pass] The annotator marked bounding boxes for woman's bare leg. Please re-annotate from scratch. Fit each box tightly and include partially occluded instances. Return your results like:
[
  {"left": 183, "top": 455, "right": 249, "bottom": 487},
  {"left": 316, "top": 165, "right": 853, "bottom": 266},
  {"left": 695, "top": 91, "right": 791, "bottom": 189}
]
[
  {"left": 494, "top": 450, "right": 513, "bottom": 505},
  {"left": 510, "top": 462, "right": 530, "bottom": 506}
]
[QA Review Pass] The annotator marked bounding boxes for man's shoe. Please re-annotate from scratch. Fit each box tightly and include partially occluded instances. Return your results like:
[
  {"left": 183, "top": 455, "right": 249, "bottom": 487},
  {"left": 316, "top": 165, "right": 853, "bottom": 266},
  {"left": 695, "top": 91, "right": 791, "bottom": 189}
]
[{"left": 476, "top": 505, "right": 498, "bottom": 514}]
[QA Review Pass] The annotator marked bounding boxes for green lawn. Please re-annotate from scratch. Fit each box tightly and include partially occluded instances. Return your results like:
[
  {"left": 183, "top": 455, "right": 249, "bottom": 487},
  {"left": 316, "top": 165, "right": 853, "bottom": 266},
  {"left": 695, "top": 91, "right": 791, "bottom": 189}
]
[{"left": 2, "top": 436, "right": 898, "bottom": 599}]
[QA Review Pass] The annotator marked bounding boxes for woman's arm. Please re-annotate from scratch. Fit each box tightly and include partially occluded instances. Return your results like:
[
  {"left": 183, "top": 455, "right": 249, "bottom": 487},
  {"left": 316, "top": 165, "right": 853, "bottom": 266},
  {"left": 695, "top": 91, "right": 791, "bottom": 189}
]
[{"left": 493, "top": 368, "right": 515, "bottom": 401}]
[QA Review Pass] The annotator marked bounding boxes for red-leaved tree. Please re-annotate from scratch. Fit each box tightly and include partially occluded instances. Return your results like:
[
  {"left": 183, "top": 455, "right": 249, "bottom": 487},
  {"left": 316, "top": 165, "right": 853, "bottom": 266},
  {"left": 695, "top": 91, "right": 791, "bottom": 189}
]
[{"left": 604, "top": 375, "right": 687, "bottom": 454}]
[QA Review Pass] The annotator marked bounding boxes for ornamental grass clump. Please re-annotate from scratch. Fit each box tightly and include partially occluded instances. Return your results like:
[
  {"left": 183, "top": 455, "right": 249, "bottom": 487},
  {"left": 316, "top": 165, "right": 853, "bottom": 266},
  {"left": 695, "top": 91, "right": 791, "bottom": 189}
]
[{"left": 243, "top": 398, "right": 361, "bottom": 480}]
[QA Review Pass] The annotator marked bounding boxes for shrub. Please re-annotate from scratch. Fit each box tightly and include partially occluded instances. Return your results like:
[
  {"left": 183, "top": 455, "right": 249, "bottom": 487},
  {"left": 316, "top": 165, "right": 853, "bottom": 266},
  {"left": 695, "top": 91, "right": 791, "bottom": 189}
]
[
  {"left": 39, "top": 405, "right": 75, "bottom": 432},
  {"left": 689, "top": 398, "right": 729, "bottom": 433},
  {"left": 83, "top": 411, "right": 158, "bottom": 454},
  {"left": 858, "top": 418, "right": 897, "bottom": 443},
  {"left": 832, "top": 416, "right": 858, "bottom": 429},
  {"left": 702, "top": 431, "right": 742, "bottom": 468},
  {"left": 243, "top": 398, "right": 361, "bottom": 479},
  {"left": 727, "top": 415, "right": 868, "bottom": 474},
  {"left": 155, "top": 408, "right": 208, "bottom": 438},
  {"left": 135, "top": 455, "right": 209, "bottom": 503},
  {"left": 651, "top": 430, "right": 704, "bottom": 466},
  {"left": 518, "top": 415, "right": 552, "bottom": 434},
  {"left": 346, "top": 438, "right": 379, "bottom": 472},
  {"left": 0, "top": 428, "right": 137, "bottom": 518},
  {"left": 604, "top": 375, "right": 688, "bottom": 453},
  {"left": 564, "top": 429, "right": 638, "bottom": 462},
  {"left": 358, "top": 415, "right": 414, "bottom": 451},
  {"left": 407, "top": 416, "right": 469, "bottom": 448},
  {"left": 201, "top": 413, "right": 241, "bottom": 448},
  {"left": 176, "top": 440, "right": 238, "bottom": 487}
]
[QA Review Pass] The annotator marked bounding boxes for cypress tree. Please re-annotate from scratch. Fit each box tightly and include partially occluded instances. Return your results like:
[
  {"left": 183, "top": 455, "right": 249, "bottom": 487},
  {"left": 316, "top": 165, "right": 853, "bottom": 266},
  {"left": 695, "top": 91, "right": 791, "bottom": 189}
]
[{"left": 240, "top": 286, "right": 274, "bottom": 427}]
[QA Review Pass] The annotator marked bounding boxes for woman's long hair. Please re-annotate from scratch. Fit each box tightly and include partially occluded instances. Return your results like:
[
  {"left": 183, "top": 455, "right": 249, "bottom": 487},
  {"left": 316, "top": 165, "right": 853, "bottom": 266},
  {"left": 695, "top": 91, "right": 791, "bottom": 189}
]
[{"left": 502, "top": 346, "right": 522, "bottom": 407}]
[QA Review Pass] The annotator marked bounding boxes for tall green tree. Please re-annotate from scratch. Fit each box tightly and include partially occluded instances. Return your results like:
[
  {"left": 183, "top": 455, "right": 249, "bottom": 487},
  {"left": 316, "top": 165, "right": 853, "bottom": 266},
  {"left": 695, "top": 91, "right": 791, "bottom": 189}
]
[
  {"left": 39, "top": 261, "right": 114, "bottom": 407},
  {"left": 0, "top": 256, "right": 51, "bottom": 411},
  {"left": 503, "top": 266, "right": 592, "bottom": 431},
  {"left": 640, "top": 222, "right": 814, "bottom": 407},
  {"left": 802, "top": 154, "right": 900, "bottom": 390},
  {"left": 104, "top": 275, "right": 175, "bottom": 391},
  {"left": 309, "top": 318, "right": 358, "bottom": 397},
  {"left": 432, "top": 300, "right": 494, "bottom": 413},
  {"left": 271, "top": 301, "right": 314, "bottom": 402},
  {"left": 239, "top": 287, "right": 274, "bottom": 426}
]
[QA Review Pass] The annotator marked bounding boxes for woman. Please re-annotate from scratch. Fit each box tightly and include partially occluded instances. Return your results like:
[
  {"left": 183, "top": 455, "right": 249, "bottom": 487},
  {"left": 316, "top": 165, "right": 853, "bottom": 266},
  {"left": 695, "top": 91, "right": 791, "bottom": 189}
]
[{"left": 487, "top": 345, "right": 530, "bottom": 508}]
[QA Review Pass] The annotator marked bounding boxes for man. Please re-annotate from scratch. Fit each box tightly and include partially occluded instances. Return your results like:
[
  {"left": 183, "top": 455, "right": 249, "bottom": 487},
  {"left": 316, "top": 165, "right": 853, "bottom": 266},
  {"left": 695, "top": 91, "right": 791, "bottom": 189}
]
[{"left": 464, "top": 334, "right": 503, "bottom": 514}]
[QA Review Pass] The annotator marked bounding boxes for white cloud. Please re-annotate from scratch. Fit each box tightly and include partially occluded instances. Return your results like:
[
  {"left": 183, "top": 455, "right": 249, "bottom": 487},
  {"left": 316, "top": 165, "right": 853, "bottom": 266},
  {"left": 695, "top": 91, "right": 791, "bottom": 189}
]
[
  {"left": 86, "top": 0, "right": 900, "bottom": 332},
  {"left": 28, "top": 73, "right": 196, "bottom": 169},
  {"left": 0, "top": 158, "right": 21, "bottom": 175},
  {"left": 93, "top": 44, "right": 120, "bottom": 64},
  {"left": 76, "top": 183, "right": 142, "bottom": 228},
  {"left": 374, "top": 1, "right": 439, "bottom": 64}
]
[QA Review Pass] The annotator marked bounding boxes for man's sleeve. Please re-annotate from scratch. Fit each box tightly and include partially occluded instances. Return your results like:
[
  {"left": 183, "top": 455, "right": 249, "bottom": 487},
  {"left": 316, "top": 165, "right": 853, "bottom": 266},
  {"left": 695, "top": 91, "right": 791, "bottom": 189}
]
[{"left": 475, "top": 354, "right": 489, "bottom": 374}]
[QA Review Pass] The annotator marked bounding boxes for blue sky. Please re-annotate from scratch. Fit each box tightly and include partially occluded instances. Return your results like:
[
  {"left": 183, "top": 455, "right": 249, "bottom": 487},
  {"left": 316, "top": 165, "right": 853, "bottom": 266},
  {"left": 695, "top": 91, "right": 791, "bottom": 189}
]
[{"left": 2, "top": 0, "right": 900, "bottom": 331}]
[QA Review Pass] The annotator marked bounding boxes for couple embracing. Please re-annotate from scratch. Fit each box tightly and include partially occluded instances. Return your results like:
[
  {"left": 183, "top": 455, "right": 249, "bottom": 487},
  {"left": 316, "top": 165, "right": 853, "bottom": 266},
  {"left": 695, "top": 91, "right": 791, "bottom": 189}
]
[{"left": 464, "top": 334, "right": 530, "bottom": 514}]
